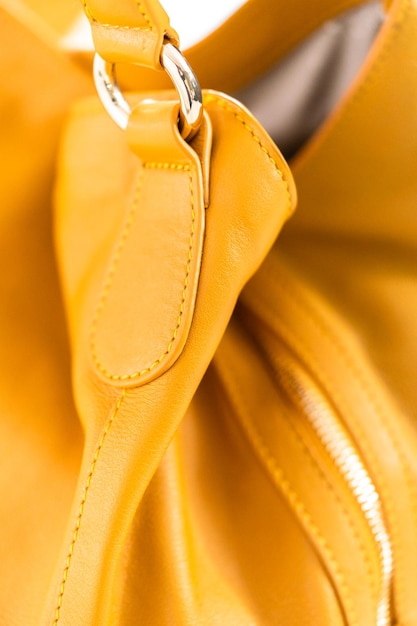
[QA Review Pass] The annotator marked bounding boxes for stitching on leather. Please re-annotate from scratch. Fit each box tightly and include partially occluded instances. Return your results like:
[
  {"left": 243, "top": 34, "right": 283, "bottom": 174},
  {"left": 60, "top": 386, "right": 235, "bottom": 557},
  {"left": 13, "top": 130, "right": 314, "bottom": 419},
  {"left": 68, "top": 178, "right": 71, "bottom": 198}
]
[
  {"left": 91, "top": 97, "right": 293, "bottom": 382},
  {"left": 90, "top": 164, "right": 196, "bottom": 381},
  {"left": 292, "top": 0, "right": 414, "bottom": 613},
  {"left": 293, "top": 0, "right": 411, "bottom": 167},
  {"left": 279, "top": 0, "right": 414, "bottom": 616},
  {"left": 335, "top": 0, "right": 410, "bottom": 117},
  {"left": 204, "top": 95, "right": 294, "bottom": 212},
  {"left": 219, "top": 328, "right": 377, "bottom": 613},
  {"left": 82, "top": 0, "right": 153, "bottom": 33},
  {"left": 220, "top": 364, "right": 358, "bottom": 626},
  {"left": 53, "top": 390, "right": 126, "bottom": 625},
  {"left": 268, "top": 350, "right": 379, "bottom": 604},
  {"left": 253, "top": 261, "right": 415, "bottom": 616},
  {"left": 278, "top": 269, "right": 416, "bottom": 615},
  {"left": 135, "top": 1, "right": 153, "bottom": 30}
]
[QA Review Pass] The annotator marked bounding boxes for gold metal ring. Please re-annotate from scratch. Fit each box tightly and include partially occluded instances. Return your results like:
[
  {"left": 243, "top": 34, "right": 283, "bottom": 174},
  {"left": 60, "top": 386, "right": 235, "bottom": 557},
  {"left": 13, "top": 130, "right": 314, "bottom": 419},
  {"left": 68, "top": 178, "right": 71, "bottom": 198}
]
[{"left": 93, "top": 43, "right": 203, "bottom": 140}]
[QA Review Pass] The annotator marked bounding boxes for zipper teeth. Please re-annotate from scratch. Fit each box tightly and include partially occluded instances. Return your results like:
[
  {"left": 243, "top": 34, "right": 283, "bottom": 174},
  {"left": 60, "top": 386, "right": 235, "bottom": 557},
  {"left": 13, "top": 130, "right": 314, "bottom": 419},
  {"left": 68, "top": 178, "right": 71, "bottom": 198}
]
[
  {"left": 245, "top": 309, "right": 395, "bottom": 624},
  {"left": 294, "top": 385, "right": 394, "bottom": 626}
]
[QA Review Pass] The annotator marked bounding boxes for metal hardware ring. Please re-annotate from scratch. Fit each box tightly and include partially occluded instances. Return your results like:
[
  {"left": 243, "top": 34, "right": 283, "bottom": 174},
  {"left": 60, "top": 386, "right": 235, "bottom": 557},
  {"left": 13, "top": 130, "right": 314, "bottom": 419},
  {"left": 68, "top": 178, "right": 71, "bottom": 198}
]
[{"left": 93, "top": 43, "right": 203, "bottom": 140}]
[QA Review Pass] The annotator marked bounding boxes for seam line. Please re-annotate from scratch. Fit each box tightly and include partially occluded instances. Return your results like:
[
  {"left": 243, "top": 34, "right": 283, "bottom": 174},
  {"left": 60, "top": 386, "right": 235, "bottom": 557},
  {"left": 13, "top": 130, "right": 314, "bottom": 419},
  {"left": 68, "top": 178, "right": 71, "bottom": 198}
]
[
  {"left": 276, "top": 358, "right": 378, "bottom": 604},
  {"left": 249, "top": 256, "right": 415, "bottom": 620},
  {"left": 53, "top": 390, "right": 126, "bottom": 625},
  {"left": 90, "top": 164, "right": 196, "bottom": 381},
  {"left": 204, "top": 95, "right": 294, "bottom": 212},
  {"left": 135, "top": 1, "right": 153, "bottom": 30},
  {"left": 273, "top": 266, "right": 417, "bottom": 617},
  {"left": 219, "top": 364, "right": 358, "bottom": 626},
  {"left": 82, "top": 0, "right": 153, "bottom": 33}
]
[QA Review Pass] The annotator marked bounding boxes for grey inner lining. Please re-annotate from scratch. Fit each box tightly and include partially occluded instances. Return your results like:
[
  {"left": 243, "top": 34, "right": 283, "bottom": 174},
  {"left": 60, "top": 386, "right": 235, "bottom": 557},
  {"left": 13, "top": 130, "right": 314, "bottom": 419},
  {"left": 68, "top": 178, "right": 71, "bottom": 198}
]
[{"left": 236, "top": 2, "right": 384, "bottom": 158}]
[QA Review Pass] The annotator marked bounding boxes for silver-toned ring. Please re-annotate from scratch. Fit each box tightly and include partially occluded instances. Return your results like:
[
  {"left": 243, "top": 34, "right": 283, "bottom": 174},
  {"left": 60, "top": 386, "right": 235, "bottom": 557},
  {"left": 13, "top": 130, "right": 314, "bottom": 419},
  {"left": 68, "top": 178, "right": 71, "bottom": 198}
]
[{"left": 93, "top": 43, "right": 203, "bottom": 140}]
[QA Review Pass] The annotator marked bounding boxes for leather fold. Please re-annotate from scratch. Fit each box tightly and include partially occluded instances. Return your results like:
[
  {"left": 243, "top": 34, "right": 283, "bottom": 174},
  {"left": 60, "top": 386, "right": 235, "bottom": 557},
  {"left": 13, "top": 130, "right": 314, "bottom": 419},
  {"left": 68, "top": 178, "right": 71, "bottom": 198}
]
[{"left": 47, "top": 90, "right": 296, "bottom": 624}]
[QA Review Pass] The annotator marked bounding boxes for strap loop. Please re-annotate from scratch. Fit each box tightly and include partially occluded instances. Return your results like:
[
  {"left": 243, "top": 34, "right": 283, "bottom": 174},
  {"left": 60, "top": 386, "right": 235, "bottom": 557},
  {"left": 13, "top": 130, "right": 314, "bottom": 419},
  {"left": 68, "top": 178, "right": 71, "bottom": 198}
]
[{"left": 82, "top": 0, "right": 179, "bottom": 70}]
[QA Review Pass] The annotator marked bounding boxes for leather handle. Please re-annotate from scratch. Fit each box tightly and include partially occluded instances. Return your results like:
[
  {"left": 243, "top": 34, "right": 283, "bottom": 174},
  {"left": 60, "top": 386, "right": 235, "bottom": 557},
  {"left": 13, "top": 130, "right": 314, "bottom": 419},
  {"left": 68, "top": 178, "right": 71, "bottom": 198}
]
[{"left": 82, "top": 0, "right": 179, "bottom": 69}]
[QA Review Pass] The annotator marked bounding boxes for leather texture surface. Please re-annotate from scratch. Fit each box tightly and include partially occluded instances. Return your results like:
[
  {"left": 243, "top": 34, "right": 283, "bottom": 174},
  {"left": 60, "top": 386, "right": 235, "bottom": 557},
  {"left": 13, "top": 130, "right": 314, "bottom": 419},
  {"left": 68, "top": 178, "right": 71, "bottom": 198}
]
[
  {"left": 89, "top": 99, "right": 209, "bottom": 387},
  {"left": 82, "top": 0, "right": 179, "bottom": 68},
  {"left": 1, "top": 0, "right": 417, "bottom": 625}
]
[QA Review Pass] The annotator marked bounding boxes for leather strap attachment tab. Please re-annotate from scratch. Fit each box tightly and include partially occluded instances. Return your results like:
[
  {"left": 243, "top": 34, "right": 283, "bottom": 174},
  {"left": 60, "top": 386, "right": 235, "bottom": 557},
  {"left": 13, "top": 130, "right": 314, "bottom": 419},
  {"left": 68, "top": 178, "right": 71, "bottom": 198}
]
[
  {"left": 82, "top": 0, "right": 179, "bottom": 69},
  {"left": 90, "top": 98, "right": 209, "bottom": 387}
]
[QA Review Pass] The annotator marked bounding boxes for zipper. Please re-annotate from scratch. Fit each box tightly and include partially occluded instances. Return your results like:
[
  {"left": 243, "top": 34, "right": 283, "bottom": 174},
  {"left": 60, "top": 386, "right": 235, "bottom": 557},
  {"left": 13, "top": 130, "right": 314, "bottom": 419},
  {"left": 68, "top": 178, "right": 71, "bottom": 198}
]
[
  {"left": 280, "top": 362, "right": 393, "bottom": 626},
  {"left": 250, "top": 320, "right": 394, "bottom": 626}
]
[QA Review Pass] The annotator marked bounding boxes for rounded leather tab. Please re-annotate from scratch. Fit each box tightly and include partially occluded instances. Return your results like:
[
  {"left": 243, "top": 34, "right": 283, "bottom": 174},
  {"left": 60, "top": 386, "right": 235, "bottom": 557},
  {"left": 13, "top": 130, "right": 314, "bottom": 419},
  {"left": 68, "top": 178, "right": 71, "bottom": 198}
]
[
  {"left": 90, "top": 99, "right": 207, "bottom": 387},
  {"left": 83, "top": 0, "right": 179, "bottom": 68}
]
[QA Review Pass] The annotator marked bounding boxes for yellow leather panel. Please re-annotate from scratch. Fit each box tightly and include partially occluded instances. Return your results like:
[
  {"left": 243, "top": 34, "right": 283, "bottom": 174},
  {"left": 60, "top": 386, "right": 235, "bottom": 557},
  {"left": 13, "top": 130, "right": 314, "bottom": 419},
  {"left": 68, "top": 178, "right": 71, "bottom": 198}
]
[
  {"left": 2, "top": 0, "right": 417, "bottom": 624},
  {"left": 272, "top": 0, "right": 417, "bottom": 621}
]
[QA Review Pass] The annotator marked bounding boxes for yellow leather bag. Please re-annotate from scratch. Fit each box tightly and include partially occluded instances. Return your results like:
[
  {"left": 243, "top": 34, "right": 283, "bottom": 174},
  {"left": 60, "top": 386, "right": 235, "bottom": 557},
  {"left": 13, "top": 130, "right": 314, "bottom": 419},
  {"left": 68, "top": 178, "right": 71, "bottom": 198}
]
[{"left": 1, "top": 0, "right": 417, "bottom": 624}]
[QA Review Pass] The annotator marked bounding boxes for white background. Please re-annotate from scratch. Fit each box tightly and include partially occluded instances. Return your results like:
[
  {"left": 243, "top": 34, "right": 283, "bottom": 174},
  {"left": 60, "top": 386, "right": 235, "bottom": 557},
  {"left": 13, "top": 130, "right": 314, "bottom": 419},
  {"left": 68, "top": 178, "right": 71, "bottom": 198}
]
[{"left": 160, "top": 0, "right": 247, "bottom": 47}]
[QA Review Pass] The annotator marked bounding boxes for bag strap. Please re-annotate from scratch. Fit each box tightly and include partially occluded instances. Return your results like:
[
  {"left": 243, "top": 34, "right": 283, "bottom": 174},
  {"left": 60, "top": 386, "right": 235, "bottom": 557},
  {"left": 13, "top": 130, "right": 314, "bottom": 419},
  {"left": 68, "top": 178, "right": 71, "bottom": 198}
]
[{"left": 86, "top": 0, "right": 387, "bottom": 93}]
